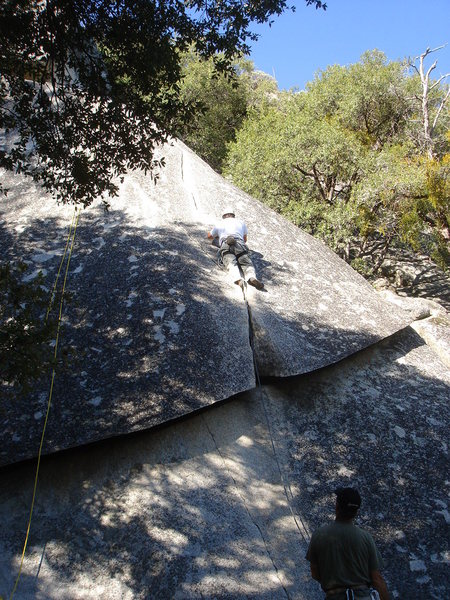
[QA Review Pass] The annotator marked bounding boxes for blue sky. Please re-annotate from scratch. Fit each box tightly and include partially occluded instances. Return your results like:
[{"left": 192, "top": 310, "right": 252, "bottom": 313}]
[{"left": 248, "top": 0, "right": 450, "bottom": 90}]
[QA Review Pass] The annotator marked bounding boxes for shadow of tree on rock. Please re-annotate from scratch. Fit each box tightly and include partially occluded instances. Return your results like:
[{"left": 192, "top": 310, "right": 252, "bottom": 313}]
[{"left": 265, "top": 327, "right": 449, "bottom": 600}]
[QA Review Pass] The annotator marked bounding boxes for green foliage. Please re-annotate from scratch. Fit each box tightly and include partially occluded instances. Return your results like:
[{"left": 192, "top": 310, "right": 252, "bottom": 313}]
[
  {"left": 306, "top": 51, "right": 412, "bottom": 147},
  {"left": 0, "top": 262, "right": 57, "bottom": 399},
  {"left": 0, "top": 0, "right": 325, "bottom": 205},
  {"left": 225, "top": 50, "right": 450, "bottom": 274},
  {"left": 426, "top": 149, "right": 450, "bottom": 222},
  {"left": 178, "top": 51, "right": 251, "bottom": 171},
  {"left": 243, "top": 69, "right": 281, "bottom": 109},
  {"left": 178, "top": 50, "right": 284, "bottom": 172},
  {"left": 423, "top": 149, "right": 450, "bottom": 268},
  {"left": 224, "top": 102, "right": 291, "bottom": 208}
]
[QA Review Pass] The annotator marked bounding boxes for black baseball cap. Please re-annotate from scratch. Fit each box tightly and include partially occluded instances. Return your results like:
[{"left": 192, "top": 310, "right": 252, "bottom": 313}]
[{"left": 335, "top": 487, "right": 361, "bottom": 510}]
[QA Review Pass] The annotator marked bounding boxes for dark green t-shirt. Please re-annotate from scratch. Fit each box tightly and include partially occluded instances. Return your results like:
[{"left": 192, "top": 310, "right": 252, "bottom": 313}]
[{"left": 306, "top": 521, "right": 383, "bottom": 592}]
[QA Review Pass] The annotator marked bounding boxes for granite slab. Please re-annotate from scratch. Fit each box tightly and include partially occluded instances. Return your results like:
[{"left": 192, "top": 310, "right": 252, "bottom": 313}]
[
  {"left": 0, "top": 326, "right": 448, "bottom": 599},
  {"left": 0, "top": 140, "right": 411, "bottom": 465}
]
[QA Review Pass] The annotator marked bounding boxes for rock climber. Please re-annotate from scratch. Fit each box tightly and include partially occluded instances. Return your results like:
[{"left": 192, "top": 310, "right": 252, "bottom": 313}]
[
  {"left": 306, "top": 487, "right": 390, "bottom": 600},
  {"left": 207, "top": 207, "right": 264, "bottom": 290}
]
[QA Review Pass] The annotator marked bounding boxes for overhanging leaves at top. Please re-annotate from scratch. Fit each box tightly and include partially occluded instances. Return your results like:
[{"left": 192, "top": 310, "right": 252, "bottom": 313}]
[{"left": 0, "top": 0, "right": 325, "bottom": 206}]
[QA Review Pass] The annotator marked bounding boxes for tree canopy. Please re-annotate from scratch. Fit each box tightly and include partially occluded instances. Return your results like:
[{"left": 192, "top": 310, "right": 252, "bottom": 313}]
[
  {"left": 0, "top": 0, "right": 325, "bottom": 206},
  {"left": 224, "top": 50, "right": 449, "bottom": 272},
  {"left": 178, "top": 50, "right": 252, "bottom": 172},
  {"left": 178, "top": 49, "right": 280, "bottom": 171}
]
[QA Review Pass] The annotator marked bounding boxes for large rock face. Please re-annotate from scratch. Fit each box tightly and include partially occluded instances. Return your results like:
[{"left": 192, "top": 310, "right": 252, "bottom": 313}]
[
  {"left": 1, "top": 140, "right": 448, "bottom": 600},
  {"left": 0, "top": 327, "right": 448, "bottom": 599},
  {"left": 0, "top": 140, "right": 409, "bottom": 466}
]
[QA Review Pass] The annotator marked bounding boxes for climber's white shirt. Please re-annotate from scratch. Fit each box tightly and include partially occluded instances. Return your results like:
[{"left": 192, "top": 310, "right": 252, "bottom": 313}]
[{"left": 210, "top": 217, "right": 248, "bottom": 246}]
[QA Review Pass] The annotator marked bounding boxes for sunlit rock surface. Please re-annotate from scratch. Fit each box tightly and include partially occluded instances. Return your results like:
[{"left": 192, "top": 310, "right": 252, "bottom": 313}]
[
  {"left": 0, "top": 140, "right": 411, "bottom": 466},
  {"left": 1, "top": 140, "right": 449, "bottom": 599},
  {"left": 0, "top": 327, "right": 448, "bottom": 599}
]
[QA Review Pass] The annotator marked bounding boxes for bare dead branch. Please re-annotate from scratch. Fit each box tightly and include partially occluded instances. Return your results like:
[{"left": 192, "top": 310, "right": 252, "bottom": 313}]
[
  {"left": 410, "top": 44, "right": 450, "bottom": 158},
  {"left": 293, "top": 164, "right": 314, "bottom": 179},
  {"left": 414, "top": 44, "right": 448, "bottom": 64},
  {"left": 408, "top": 62, "right": 421, "bottom": 76},
  {"left": 428, "top": 43, "right": 448, "bottom": 54},
  {"left": 429, "top": 73, "right": 450, "bottom": 91},
  {"left": 432, "top": 86, "right": 450, "bottom": 132},
  {"left": 425, "top": 60, "right": 438, "bottom": 80}
]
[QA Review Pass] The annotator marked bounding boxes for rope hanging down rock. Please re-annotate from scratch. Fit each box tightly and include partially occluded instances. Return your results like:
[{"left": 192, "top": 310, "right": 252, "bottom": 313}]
[
  {"left": 241, "top": 281, "right": 312, "bottom": 545},
  {"left": 9, "top": 208, "right": 80, "bottom": 600}
]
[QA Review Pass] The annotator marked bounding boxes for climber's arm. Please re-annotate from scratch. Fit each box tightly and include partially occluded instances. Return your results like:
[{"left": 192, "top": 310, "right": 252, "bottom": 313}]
[{"left": 207, "top": 227, "right": 218, "bottom": 240}]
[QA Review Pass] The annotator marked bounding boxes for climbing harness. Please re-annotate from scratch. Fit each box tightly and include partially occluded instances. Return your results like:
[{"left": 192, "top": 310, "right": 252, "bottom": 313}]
[
  {"left": 197, "top": 236, "right": 251, "bottom": 272},
  {"left": 338, "top": 589, "right": 379, "bottom": 600},
  {"left": 219, "top": 237, "right": 249, "bottom": 263},
  {"left": 9, "top": 208, "right": 80, "bottom": 600}
]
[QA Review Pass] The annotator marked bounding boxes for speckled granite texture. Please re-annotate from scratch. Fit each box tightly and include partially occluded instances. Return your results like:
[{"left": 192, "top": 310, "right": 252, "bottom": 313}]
[
  {"left": 0, "top": 140, "right": 411, "bottom": 466},
  {"left": 0, "top": 140, "right": 448, "bottom": 599},
  {"left": 0, "top": 327, "right": 448, "bottom": 599}
]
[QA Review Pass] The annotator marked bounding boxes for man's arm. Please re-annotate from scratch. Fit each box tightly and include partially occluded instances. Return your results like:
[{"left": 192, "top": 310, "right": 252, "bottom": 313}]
[
  {"left": 242, "top": 222, "right": 248, "bottom": 244},
  {"left": 310, "top": 562, "right": 321, "bottom": 582},
  {"left": 371, "top": 570, "right": 389, "bottom": 600},
  {"left": 207, "top": 225, "right": 218, "bottom": 240}
]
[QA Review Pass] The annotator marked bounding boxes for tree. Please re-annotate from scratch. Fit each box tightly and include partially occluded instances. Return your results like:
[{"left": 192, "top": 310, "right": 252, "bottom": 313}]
[
  {"left": 224, "top": 98, "right": 296, "bottom": 211},
  {"left": 0, "top": 0, "right": 326, "bottom": 207},
  {"left": 178, "top": 51, "right": 281, "bottom": 172},
  {"left": 408, "top": 45, "right": 450, "bottom": 159},
  {"left": 178, "top": 50, "right": 251, "bottom": 172},
  {"left": 304, "top": 51, "right": 414, "bottom": 149},
  {"left": 224, "top": 50, "right": 449, "bottom": 274},
  {"left": 406, "top": 45, "right": 450, "bottom": 245}
]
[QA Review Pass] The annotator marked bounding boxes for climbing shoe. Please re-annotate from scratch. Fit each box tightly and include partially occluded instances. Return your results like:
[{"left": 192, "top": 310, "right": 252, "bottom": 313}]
[
  {"left": 235, "top": 279, "right": 245, "bottom": 289},
  {"left": 248, "top": 277, "right": 264, "bottom": 290}
]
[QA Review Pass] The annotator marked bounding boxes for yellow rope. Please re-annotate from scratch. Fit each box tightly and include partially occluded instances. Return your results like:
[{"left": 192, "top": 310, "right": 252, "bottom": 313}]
[
  {"left": 45, "top": 209, "right": 78, "bottom": 322},
  {"left": 9, "top": 208, "right": 80, "bottom": 600}
]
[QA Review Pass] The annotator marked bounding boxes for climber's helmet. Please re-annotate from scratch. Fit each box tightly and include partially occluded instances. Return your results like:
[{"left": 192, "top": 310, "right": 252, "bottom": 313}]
[{"left": 222, "top": 207, "right": 235, "bottom": 219}]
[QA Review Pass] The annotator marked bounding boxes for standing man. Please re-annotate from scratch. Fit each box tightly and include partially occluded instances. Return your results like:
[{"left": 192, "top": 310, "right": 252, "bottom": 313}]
[
  {"left": 306, "top": 487, "right": 390, "bottom": 600},
  {"left": 207, "top": 207, "right": 264, "bottom": 290}
]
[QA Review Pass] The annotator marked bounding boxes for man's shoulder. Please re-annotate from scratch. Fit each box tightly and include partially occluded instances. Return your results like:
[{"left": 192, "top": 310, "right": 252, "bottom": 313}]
[
  {"left": 310, "top": 522, "right": 338, "bottom": 540},
  {"left": 353, "top": 524, "right": 375, "bottom": 540},
  {"left": 312, "top": 521, "right": 373, "bottom": 539}
]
